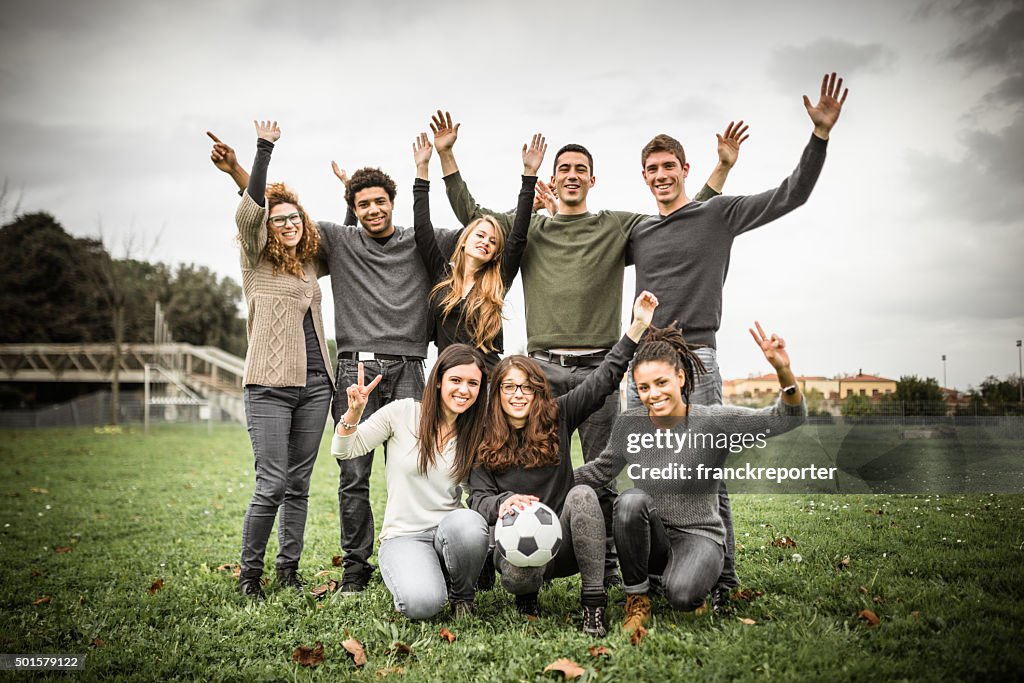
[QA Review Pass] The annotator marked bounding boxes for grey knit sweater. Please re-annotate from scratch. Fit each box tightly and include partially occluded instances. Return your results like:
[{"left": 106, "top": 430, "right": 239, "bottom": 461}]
[{"left": 574, "top": 399, "right": 807, "bottom": 546}]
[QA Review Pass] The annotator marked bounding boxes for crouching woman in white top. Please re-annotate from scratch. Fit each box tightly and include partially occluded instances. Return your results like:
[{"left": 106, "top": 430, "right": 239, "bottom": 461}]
[{"left": 331, "top": 344, "right": 490, "bottom": 619}]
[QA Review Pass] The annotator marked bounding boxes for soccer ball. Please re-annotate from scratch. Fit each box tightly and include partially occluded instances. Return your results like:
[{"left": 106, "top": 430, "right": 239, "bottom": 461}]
[{"left": 495, "top": 501, "right": 562, "bottom": 568}]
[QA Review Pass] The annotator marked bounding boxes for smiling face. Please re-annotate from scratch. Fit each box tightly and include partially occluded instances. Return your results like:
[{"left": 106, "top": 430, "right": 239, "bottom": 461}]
[
  {"left": 497, "top": 366, "right": 535, "bottom": 428},
  {"left": 268, "top": 202, "right": 304, "bottom": 253},
  {"left": 353, "top": 186, "right": 395, "bottom": 237},
  {"left": 642, "top": 151, "right": 689, "bottom": 213},
  {"left": 438, "top": 362, "right": 483, "bottom": 421},
  {"left": 461, "top": 218, "right": 500, "bottom": 267},
  {"left": 634, "top": 360, "right": 687, "bottom": 417},
  {"left": 550, "top": 151, "right": 595, "bottom": 209}
]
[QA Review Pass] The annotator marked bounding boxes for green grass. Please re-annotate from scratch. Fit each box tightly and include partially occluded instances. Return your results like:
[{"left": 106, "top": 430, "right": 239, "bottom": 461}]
[{"left": 1, "top": 425, "right": 1023, "bottom": 681}]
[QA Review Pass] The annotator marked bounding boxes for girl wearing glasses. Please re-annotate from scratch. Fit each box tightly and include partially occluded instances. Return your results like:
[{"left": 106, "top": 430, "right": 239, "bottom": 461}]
[
  {"left": 467, "top": 292, "right": 658, "bottom": 637},
  {"left": 412, "top": 111, "right": 548, "bottom": 369},
  {"left": 233, "top": 120, "right": 334, "bottom": 601},
  {"left": 331, "top": 344, "right": 491, "bottom": 619}
]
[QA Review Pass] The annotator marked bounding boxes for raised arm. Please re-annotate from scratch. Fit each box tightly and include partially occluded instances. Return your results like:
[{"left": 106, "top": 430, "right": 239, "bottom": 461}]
[
  {"left": 330, "top": 160, "right": 358, "bottom": 226},
  {"left": 701, "top": 120, "right": 750, "bottom": 195},
  {"left": 559, "top": 292, "right": 658, "bottom": 432},
  {"left": 233, "top": 120, "right": 280, "bottom": 259},
  {"left": 411, "top": 133, "right": 448, "bottom": 282},
  {"left": 502, "top": 133, "right": 546, "bottom": 285},
  {"left": 208, "top": 131, "right": 250, "bottom": 191}
]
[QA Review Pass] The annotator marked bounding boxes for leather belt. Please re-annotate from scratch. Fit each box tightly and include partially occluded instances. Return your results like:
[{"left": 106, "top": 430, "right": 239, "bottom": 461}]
[
  {"left": 338, "top": 352, "right": 423, "bottom": 362},
  {"left": 529, "top": 349, "right": 608, "bottom": 368}
]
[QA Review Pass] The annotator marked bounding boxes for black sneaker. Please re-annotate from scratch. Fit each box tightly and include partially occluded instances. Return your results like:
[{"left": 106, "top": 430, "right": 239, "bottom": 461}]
[
  {"left": 238, "top": 576, "right": 265, "bottom": 602},
  {"left": 581, "top": 604, "right": 608, "bottom": 638},
  {"left": 711, "top": 585, "right": 733, "bottom": 614},
  {"left": 338, "top": 581, "right": 366, "bottom": 596},
  {"left": 451, "top": 599, "right": 476, "bottom": 619},
  {"left": 603, "top": 574, "right": 623, "bottom": 590},
  {"left": 276, "top": 568, "right": 304, "bottom": 593},
  {"left": 515, "top": 592, "right": 539, "bottom": 617}
]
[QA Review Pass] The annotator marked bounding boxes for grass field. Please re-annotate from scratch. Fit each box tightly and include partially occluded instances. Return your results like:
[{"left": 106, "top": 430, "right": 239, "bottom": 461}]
[{"left": 1, "top": 425, "right": 1023, "bottom": 681}]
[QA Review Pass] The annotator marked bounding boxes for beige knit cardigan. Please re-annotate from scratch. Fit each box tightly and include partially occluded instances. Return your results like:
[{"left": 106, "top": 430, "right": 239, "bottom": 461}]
[{"left": 235, "top": 193, "right": 334, "bottom": 388}]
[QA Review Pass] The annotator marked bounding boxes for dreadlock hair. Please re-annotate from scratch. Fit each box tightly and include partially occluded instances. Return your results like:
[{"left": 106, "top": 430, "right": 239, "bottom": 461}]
[
  {"left": 475, "top": 355, "right": 560, "bottom": 471},
  {"left": 416, "top": 344, "right": 489, "bottom": 484},
  {"left": 633, "top": 322, "right": 708, "bottom": 407},
  {"left": 430, "top": 215, "right": 507, "bottom": 352},
  {"left": 264, "top": 182, "right": 321, "bottom": 278}
]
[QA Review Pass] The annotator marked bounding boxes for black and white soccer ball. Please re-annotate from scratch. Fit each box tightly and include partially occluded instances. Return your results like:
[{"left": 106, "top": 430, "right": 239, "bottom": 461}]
[{"left": 495, "top": 500, "right": 562, "bottom": 568}]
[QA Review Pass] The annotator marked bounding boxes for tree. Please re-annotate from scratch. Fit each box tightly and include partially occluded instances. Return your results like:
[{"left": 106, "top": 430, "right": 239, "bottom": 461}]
[
  {"left": 841, "top": 392, "right": 874, "bottom": 417},
  {"left": 164, "top": 264, "right": 246, "bottom": 357},
  {"left": 894, "top": 375, "right": 945, "bottom": 416}
]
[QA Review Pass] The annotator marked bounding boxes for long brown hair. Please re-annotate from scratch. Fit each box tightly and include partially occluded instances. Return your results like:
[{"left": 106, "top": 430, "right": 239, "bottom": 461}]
[
  {"left": 476, "top": 355, "right": 560, "bottom": 471},
  {"left": 633, "top": 322, "right": 707, "bottom": 406},
  {"left": 430, "top": 216, "right": 506, "bottom": 352},
  {"left": 417, "top": 344, "right": 489, "bottom": 483},
  {"left": 264, "top": 182, "right": 321, "bottom": 278}
]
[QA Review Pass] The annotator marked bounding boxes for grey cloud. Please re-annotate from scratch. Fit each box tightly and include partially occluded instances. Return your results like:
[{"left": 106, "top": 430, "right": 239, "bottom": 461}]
[{"left": 767, "top": 40, "right": 895, "bottom": 93}]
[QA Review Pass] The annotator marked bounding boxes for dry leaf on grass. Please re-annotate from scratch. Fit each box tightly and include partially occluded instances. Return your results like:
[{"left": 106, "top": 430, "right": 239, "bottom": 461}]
[
  {"left": 588, "top": 645, "right": 610, "bottom": 657},
  {"left": 292, "top": 641, "right": 324, "bottom": 667},
  {"left": 148, "top": 579, "right": 164, "bottom": 595},
  {"left": 332, "top": 555, "right": 344, "bottom": 567},
  {"left": 873, "top": 595, "right": 883, "bottom": 604},
  {"left": 543, "top": 658, "right": 585, "bottom": 680},
  {"left": 342, "top": 630, "right": 367, "bottom": 667},
  {"left": 389, "top": 641, "right": 414, "bottom": 656},
  {"left": 836, "top": 555, "right": 851, "bottom": 569},
  {"left": 32, "top": 596, "right": 51, "bottom": 605},
  {"left": 90, "top": 638, "right": 105, "bottom": 648},
  {"left": 858, "top": 585, "right": 868, "bottom": 594},
  {"left": 439, "top": 628, "right": 456, "bottom": 643},
  {"left": 376, "top": 667, "right": 405, "bottom": 677},
  {"left": 55, "top": 546, "right": 72, "bottom": 553},
  {"left": 315, "top": 570, "right": 333, "bottom": 577},
  {"left": 738, "top": 617, "right": 757, "bottom": 625},
  {"left": 771, "top": 536, "right": 797, "bottom": 548},
  {"left": 30, "top": 487, "right": 48, "bottom": 494},
  {"left": 311, "top": 580, "right": 340, "bottom": 598},
  {"left": 731, "top": 588, "right": 764, "bottom": 602},
  {"left": 630, "top": 625, "right": 648, "bottom": 646},
  {"left": 694, "top": 604, "right": 708, "bottom": 616},
  {"left": 859, "top": 609, "right": 880, "bottom": 626}
]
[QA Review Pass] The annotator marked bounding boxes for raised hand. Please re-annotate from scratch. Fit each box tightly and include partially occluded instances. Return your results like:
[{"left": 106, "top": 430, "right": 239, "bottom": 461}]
[
  {"left": 716, "top": 120, "right": 750, "bottom": 169},
  {"left": 413, "top": 132, "right": 433, "bottom": 168},
  {"left": 345, "top": 362, "right": 383, "bottom": 418},
  {"left": 748, "top": 321, "right": 791, "bottom": 372},
  {"left": 331, "top": 160, "right": 349, "bottom": 187},
  {"left": 430, "top": 110, "right": 460, "bottom": 153},
  {"left": 207, "top": 131, "right": 237, "bottom": 173},
  {"left": 803, "top": 72, "right": 848, "bottom": 139},
  {"left": 254, "top": 119, "right": 280, "bottom": 143},
  {"left": 533, "top": 179, "right": 558, "bottom": 214},
  {"left": 498, "top": 493, "right": 540, "bottom": 519},
  {"left": 522, "top": 133, "right": 548, "bottom": 176},
  {"left": 633, "top": 290, "right": 659, "bottom": 328}
]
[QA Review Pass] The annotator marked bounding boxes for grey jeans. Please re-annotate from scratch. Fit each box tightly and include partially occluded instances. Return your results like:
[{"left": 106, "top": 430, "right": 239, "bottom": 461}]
[
  {"left": 613, "top": 488, "right": 724, "bottom": 611},
  {"left": 494, "top": 485, "right": 606, "bottom": 603},
  {"left": 377, "top": 508, "right": 489, "bottom": 619},
  {"left": 240, "top": 370, "right": 333, "bottom": 579},
  {"left": 332, "top": 357, "right": 425, "bottom": 585},
  {"left": 626, "top": 346, "right": 739, "bottom": 589}
]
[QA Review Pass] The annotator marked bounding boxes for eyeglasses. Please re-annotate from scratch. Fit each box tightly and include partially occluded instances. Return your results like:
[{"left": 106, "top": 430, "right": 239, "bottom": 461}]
[
  {"left": 269, "top": 213, "right": 302, "bottom": 228},
  {"left": 500, "top": 382, "right": 536, "bottom": 395}
]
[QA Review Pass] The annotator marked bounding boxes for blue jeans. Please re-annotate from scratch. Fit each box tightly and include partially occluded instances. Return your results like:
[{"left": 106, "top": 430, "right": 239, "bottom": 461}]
[
  {"left": 534, "top": 358, "right": 619, "bottom": 579},
  {"left": 332, "top": 357, "right": 425, "bottom": 584},
  {"left": 625, "top": 346, "right": 738, "bottom": 589},
  {"left": 613, "top": 488, "right": 724, "bottom": 610},
  {"left": 377, "top": 509, "right": 489, "bottom": 619},
  {"left": 241, "top": 370, "right": 333, "bottom": 579}
]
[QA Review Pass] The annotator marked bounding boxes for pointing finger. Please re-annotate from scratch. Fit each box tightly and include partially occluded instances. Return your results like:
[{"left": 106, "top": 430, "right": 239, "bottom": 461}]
[{"left": 206, "top": 131, "right": 222, "bottom": 143}]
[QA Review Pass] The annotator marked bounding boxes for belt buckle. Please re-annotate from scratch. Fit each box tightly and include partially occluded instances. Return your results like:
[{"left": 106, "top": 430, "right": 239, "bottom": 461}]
[
  {"left": 357, "top": 351, "right": 374, "bottom": 362},
  {"left": 559, "top": 353, "right": 571, "bottom": 367}
]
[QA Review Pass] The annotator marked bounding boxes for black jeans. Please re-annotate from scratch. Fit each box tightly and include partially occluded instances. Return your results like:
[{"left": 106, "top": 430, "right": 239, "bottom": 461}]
[
  {"left": 534, "top": 357, "right": 619, "bottom": 579},
  {"left": 613, "top": 488, "right": 724, "bottom": 611},
  {"left": 241, "top": 370, "right": 333, "bottom": 579},
  {"left": 332, "top": 357, "right": 424, "bottom": 584}
]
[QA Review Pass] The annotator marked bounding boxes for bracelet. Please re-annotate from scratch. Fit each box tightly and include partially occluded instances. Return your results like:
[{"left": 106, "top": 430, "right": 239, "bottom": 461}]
[
  {"left": 780, "top": 384, "right": 798, "bottom": 396},
  {"left": 340, "top": 416, "right": 360, "bottom": 431}
]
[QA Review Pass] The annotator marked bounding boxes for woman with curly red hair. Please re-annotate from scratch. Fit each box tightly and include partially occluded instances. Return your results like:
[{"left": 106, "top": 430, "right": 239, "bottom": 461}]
[
  {"left": 234, "top": 120, "right": 334, "bottom": 601},
  {"left": 467, "top": 291, "right": 658, "bottom": 637}
]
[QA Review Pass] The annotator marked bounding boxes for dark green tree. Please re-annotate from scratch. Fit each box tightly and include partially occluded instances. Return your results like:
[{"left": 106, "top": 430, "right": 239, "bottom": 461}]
[
  {"left": 164, "top": 264, "right": 246, "bottom": 357},
  {"left": 894, "top": 375, "right": 945, "bottom": 416}
]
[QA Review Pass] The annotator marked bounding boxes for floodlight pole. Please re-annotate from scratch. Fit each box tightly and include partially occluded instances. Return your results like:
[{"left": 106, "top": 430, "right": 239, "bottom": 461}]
[
  {"left": 1017, "top": 340, "right": 1022, "bottom": 404},
  {"left": 941, "top": 354, "right": 947, "bottom": 389}
]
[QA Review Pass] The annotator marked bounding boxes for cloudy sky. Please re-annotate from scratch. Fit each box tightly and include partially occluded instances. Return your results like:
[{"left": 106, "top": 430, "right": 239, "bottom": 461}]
[{"left": 1, "top": 0, "right": 1021, "bottom": 390}]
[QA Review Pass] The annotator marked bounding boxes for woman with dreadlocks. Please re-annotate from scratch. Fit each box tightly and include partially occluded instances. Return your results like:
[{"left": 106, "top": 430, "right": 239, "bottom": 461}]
[
  {"left": 467, "top": 292, "right": 658, "bottom": 638},
  {"left": 412, "top": 112, "right": 548, "bottom": 369},
  {"left": 574, "top": 321, "right": 807, "bottom": 632}
]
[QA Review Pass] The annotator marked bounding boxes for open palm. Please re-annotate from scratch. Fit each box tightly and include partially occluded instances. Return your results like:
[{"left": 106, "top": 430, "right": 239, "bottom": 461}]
[{"left": 803, "top": 72, "right": 848, "bottom": 136}]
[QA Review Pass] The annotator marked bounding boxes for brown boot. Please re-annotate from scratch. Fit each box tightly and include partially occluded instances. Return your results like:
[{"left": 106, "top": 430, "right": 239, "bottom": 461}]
[{"left": 622, "top": 593, "right": 651, "bottom": 632}]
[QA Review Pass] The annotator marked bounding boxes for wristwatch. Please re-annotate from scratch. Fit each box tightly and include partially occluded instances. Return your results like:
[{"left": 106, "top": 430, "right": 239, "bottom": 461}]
[{"left": 781, "top": 384, "right": 798, "bottom": 396}]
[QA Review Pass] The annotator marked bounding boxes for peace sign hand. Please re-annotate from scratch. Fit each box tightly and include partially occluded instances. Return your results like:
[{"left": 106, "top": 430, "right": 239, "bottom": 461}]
[
  {"left": 748, "top": 321, "right": 791, "bottom": 372},
  {"left": 345, "top": 362, "right": 383, "bottom": 418}
]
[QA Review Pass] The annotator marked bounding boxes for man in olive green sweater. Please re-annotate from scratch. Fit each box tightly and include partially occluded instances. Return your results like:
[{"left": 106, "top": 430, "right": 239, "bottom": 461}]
[{"left": 435, "top": 112, "right": 741, "bottom": 586}]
